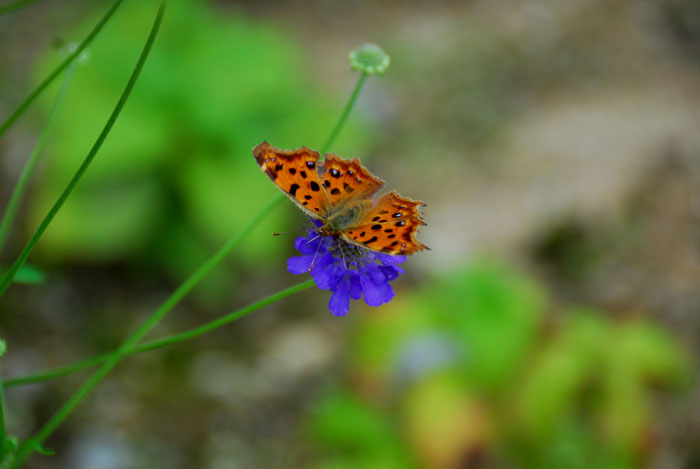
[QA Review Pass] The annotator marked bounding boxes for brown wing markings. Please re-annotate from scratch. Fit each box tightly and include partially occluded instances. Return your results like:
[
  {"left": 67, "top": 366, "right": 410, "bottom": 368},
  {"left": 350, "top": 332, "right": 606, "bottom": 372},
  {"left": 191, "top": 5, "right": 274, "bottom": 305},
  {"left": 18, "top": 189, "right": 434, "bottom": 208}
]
[
  {"left": 321, "top": 154, "right": 385, "bottom": 207},
  {"left": 253, "top": 141, "right": 329, "bottom": 218},
  {"left": 340, "top": 191, "right": 428, "bottom": 255}
]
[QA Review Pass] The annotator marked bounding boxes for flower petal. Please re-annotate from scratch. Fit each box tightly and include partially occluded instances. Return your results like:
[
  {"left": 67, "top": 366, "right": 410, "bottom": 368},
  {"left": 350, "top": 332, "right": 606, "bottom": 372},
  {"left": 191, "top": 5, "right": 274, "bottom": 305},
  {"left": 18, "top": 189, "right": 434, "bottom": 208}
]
[
  {"left": 348, "top": 272, "right": 363, "bottom": 300},
  {"left": 287, "top": 254, "right": 314, "bottom": 274},
  {"left": 379, "top": 264, "right": 403, "bottom": 281},
  {"left": 294, "top": 236, "right": 317, "bottom": 255},
  {"left": 360, "top": 264, "right": 395, "bottom": 306},
  {"left": 360, "top": 264, "right": 386, "bottom": 284},
  {"left": 375, "top": 253, "right": 407, "bottom": 265},
  {"left": 329, "top": 277, "right": 351, "bottom": 316},
  {"left": 362, "top": 277, "right": 395, "bottom": 306},
  {"left": 311, "top": 256, "right": 342, "bottom": 290}
]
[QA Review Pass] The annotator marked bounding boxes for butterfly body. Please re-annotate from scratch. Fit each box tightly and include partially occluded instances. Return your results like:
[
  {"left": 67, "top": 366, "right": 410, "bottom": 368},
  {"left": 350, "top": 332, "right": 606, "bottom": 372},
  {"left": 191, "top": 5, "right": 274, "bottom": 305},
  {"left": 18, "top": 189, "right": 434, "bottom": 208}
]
[
  {"left": 253, "top": 141, "right": 428, "bottom": 255},
  {"left": 320, "top": 200, "right": 372, "bottom": 234}
]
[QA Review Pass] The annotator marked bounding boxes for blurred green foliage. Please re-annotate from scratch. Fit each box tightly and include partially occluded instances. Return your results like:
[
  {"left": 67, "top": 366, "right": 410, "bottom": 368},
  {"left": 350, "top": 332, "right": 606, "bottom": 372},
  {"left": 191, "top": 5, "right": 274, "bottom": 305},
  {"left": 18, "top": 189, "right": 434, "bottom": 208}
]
[
  {"left": 30, "top": 0, "right": 369, "bottom": 288},
  {"left": 308, "top": 263, "right": 691, "bottom": 469}
]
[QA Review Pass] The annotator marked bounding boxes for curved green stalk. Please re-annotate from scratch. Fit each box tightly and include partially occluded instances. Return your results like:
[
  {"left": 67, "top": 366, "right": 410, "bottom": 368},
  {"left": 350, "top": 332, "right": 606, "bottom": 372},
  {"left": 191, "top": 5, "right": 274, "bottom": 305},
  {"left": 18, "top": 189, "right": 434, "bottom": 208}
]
[
  {"left": 0, "top": 0, "right": 123, "bottom": 140},
  {"left": 319, "top": 72, "right": 367, "bottom": 156},
  {"left": 9, "top": 3, "right": 167, "bottom": 466},
  {"left": 4, "top": 280, "right": 314, "bottom": 388},
  {"left": 0, "top": 63, "right": 77, "bottom": 258},
  {"left": 0, "top": 371, "right": 6, "bottom": 462}
]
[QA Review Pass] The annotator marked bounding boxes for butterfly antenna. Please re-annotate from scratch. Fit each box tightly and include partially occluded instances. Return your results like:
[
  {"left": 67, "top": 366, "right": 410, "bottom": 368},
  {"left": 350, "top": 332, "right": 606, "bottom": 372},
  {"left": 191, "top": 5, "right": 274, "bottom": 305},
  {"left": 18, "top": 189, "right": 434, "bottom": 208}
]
[
  {"left": 309, "top": 236, "right": 325, "bottom": 271},
  {"left": 272, "top": 228, "right": 306, "bottom": 236}
]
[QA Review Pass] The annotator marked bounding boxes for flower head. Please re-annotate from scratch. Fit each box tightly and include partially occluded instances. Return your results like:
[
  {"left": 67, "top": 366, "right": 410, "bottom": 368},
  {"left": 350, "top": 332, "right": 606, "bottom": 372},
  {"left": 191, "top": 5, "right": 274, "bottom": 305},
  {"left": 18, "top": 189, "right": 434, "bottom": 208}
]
[
  {"left": 287, "top": 222, "right": 406, "bottom": 316},
  {"left": 349, "top": 43, "right": 390, "bottom": 75}
]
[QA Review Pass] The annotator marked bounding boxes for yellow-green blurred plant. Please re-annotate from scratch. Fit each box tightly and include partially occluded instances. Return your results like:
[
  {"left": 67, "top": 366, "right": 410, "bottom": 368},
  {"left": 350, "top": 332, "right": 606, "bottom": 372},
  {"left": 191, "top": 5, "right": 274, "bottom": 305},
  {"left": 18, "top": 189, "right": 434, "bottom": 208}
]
[{"left": 308, "top": 263, "right": 692, "bottom": 469}]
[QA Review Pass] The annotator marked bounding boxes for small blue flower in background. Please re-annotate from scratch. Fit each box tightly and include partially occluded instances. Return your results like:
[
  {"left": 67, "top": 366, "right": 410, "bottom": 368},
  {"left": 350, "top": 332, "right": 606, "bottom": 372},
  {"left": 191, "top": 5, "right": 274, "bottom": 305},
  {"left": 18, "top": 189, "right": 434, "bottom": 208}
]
[{"left": 287, "top": 222, "right": 406, "bottom": 316}]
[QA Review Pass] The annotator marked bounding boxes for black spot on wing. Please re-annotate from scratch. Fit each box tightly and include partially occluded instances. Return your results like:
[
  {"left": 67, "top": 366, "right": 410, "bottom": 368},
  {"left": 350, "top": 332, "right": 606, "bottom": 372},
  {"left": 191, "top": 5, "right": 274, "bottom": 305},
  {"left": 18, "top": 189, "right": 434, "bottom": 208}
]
[
  {"left": 331, "top": 188, "right": 340, "bottom": 195},
  {"left": 289, "top": 168, "right": 296, "bottom": 175},
  {"left": 289, "top": 184, "right": 300, "bottom": 196},
  {"left": 310, "top": 181, "right": 320, "bottom": 191}
]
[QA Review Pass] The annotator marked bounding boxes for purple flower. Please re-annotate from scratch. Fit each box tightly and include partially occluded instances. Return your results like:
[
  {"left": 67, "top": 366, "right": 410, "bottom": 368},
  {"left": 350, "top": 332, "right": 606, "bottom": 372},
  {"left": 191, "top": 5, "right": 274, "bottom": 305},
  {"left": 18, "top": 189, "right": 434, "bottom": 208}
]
[{"left": 286, "top": 223, "right": 406, "bottom": 316}]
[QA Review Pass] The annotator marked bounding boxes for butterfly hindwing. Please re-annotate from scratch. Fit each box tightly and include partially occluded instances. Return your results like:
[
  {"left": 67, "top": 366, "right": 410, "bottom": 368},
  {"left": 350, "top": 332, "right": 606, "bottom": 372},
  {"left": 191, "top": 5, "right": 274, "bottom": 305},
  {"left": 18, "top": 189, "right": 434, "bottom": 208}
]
[
  {"left": 340, "top": 191, "right": 428, "bottom": 255},
  {"left": 253, "top": 141, "right": 330, "bottom": 219}
]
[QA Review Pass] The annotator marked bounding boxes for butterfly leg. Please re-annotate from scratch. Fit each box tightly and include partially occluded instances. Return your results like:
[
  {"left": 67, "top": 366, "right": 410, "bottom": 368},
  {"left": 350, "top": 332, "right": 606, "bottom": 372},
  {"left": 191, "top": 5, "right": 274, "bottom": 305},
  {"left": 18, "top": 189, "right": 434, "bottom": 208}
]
[
  {"left": 305, "top": 234, "right": 321, "bottom": 247},
  {"left": 336, "top": 237, "right": 348, "bottom": 270},
  {"left": 308, "top": 236, "right": 325, "bottom": 271}
]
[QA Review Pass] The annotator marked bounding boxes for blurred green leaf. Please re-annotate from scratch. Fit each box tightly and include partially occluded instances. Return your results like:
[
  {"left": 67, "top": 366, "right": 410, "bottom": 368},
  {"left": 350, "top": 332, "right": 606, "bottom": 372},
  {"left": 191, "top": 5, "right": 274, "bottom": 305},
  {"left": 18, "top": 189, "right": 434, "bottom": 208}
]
[
  {"left": 433, "top": 263, "right": 547, "bottom": 392},
  {"left": 309, "top": 390, "right": 415, "bottom": 468}
]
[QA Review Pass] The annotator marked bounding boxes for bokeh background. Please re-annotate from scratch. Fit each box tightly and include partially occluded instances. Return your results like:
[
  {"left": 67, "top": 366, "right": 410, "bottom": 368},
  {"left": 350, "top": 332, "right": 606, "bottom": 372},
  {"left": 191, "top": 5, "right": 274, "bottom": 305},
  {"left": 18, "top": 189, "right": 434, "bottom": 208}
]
[{"left": 1, "top": 0, "right": 699, "bottom": 467}]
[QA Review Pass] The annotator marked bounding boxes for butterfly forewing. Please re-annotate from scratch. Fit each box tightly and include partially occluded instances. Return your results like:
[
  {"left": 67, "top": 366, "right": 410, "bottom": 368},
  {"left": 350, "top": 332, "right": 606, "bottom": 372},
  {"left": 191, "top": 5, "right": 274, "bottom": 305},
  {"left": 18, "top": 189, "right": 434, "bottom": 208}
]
[
  {"left": 340, "top": 191, "right": 428, "bottom": 255},
  {"left": 254, "top": 141, "right": 330, "bottom": 219},
  {"left": 321, "top": 154, "right": 385, "bottom": 209}
]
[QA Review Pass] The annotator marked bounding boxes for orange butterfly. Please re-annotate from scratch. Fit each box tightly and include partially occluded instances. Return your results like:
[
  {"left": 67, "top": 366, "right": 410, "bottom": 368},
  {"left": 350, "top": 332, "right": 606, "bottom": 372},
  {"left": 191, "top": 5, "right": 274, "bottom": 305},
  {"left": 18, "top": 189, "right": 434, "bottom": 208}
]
[{"left": 253, "top": 141, "right": 428, "bottom": 255}]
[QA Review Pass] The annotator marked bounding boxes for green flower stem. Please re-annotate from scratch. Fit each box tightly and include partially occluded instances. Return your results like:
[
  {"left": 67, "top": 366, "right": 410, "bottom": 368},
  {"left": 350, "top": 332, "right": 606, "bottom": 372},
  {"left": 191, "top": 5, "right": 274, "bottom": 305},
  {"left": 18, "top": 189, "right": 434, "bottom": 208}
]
[
  {"left": 0, "top": 371, "right": 6, "bottom": 462},
  {"left": 0, "top": 0, "right": 123, "bottom": 140},
  {"left": 0, "top": 63, "right": 76, "bottom": 259},
  {"left": 4, "top": 280, "right": 314, "bottom": 388},
  {"left": 0, "top": 2, "right": 148, "bottom": 298},
  {"left": 319, "top": 72, "right": 368, "bottom": 156},
  {"left": 8, "top": 3, "right": 166, "bottom": 466}
]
